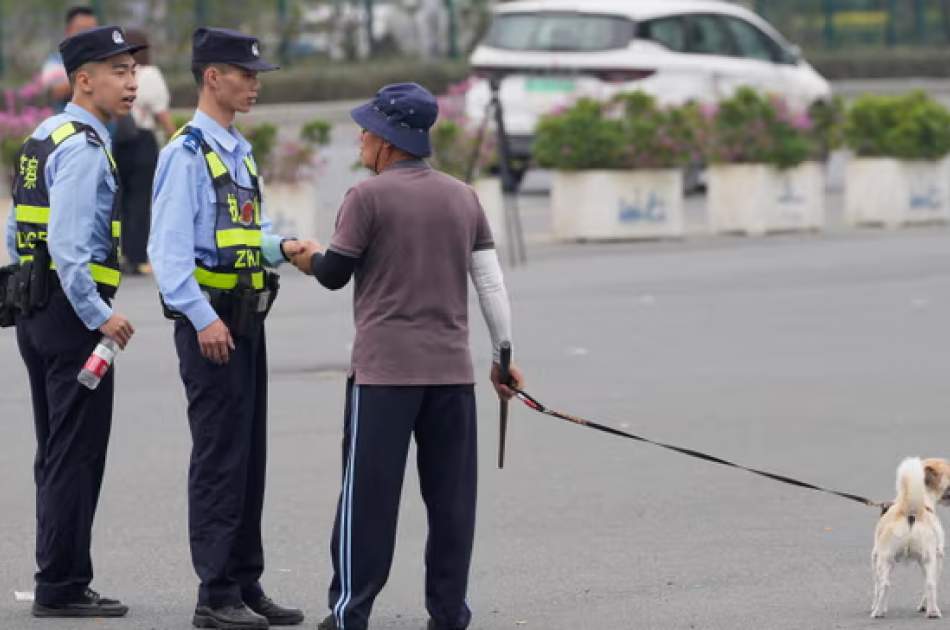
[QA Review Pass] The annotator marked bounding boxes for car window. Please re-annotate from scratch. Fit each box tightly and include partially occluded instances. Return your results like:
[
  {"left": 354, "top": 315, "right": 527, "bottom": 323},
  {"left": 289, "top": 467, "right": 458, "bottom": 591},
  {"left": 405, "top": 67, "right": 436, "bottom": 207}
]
[
  {"left": 722, "top": 17, "right": 778, "bottom": 62},
  {"left": 684, "top": 14, "right": 734, "bottom": 56},
  {"left": 486, "top": 12, "right": 633, "bottom": 52},
  {"left": 639, "top": 17, "right": 685, "bottom": 52}
]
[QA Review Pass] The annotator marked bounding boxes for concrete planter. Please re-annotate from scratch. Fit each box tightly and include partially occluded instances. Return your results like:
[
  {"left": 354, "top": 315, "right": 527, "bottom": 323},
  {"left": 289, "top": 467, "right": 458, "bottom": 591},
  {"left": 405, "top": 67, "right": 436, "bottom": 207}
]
[
  {"left": 471, "top": 177, "right": 506, "bottom": 255},
  {"left": 844, "top": 158, "right": 950, "bottom": 228},
  {"left": 551, "top": 169, "right": 685, "bottom": 241},
  {"left": 262, "top": 180, "right": 318, "bottom": 239},
  {"left": 708, "top": 162, "right": 825, "bottom": 236}
]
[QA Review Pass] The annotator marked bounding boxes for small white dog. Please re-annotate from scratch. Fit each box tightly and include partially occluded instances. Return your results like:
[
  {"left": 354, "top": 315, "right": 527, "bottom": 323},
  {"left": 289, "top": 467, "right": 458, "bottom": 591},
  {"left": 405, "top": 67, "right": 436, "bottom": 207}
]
[{"left": 871, "top": 457, "right": 950, "bottom": 619}]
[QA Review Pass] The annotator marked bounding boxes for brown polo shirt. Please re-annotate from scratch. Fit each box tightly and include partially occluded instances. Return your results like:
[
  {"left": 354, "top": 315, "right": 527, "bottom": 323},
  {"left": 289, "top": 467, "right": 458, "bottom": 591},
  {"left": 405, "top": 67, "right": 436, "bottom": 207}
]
[{"left": 329, "top": 160, "right": 494, "bottom": 385}]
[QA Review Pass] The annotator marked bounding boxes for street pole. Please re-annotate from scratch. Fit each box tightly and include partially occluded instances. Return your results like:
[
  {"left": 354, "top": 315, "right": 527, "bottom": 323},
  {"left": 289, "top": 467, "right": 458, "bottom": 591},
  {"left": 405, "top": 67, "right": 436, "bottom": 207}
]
[
  {"left": 363, "top": 0, "right": 374, "bottom": 57},
  {"left": 278, "top": 0, "right": 290, "bottom": 67},
  {"left": 445, "top": 0, "right": 459, "bottom": 59},
  {"left": 914, "top": 0, "right": 926, "bottom": 44},
  {"left": 0, "top": 0, "right": 5, "bottom": 80},
  {"left": 822, "top": 0, "right": 836, "bottom": 49},
  {"left": 195, "top": 0, "right": 209, "bottom": 28},
  {"left": 885, "top": 0, "right": 897, "bottom": 46}
]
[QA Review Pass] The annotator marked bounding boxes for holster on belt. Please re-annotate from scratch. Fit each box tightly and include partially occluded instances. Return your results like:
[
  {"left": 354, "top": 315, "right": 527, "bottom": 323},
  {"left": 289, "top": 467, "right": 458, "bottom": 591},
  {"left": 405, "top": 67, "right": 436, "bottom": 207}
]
[
  {"left": 0, "top": 264, "right": 18, "bottom": 328},
  {"left": 28, "top": 243, "right": 51, "bottom": 311},
  {"left": 229, "top": 271, "right": 280, "bottom": 337}
]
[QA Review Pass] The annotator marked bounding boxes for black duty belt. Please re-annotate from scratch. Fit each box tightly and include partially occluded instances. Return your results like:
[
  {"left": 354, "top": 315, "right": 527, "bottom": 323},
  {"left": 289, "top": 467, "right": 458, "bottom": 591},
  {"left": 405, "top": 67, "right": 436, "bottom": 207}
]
[{"left": 162, "top": 271, "right": 279, "bottom": 338}]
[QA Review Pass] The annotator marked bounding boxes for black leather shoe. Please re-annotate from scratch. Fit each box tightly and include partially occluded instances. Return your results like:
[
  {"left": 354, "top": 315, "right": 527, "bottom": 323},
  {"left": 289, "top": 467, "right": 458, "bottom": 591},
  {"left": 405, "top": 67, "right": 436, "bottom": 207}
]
[
  {"left": 32, "top": 588, "right": 129, "bottom": 618},
  {"left": 317, "top": 614, "right": 338, "bottom": 630},
  {"left": 247, "top": 595, "right": 303, "bottom": 626},
  {"left": 193, "top": 603, "right": 269, "bottom": 629}
]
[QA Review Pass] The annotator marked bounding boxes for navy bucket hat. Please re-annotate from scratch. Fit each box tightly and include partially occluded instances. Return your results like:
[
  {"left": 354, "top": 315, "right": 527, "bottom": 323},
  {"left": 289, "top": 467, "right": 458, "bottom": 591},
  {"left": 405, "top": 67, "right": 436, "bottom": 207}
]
[{"left": 350, "top": 83, "right": 439, "bottom": 158}]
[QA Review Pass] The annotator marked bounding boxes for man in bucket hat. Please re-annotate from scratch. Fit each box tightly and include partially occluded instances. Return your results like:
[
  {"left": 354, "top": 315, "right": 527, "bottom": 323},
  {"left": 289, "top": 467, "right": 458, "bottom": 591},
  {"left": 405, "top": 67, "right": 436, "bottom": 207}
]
[{"left": 290, "top": 82, "right": 525, "bottom": 630}]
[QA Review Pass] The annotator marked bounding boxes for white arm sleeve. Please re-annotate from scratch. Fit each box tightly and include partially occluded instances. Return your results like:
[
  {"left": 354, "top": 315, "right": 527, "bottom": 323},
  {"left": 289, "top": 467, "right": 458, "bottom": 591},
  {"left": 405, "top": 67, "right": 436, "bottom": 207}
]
[{"left": 470, "top": 248, "right": 512, "bottom": 362}]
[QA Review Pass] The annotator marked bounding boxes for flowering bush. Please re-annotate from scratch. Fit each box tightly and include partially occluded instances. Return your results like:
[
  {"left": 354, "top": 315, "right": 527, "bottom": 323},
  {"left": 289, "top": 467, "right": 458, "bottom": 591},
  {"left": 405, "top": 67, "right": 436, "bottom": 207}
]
[
  {"left": 239, "top": 119, "right": 331, "bottom": 185},
  {"left": 844, "top": 91, "right": 950, "bottom": 161},
  {"left": 1, "top": 77, "right": 53, "bottom": 190},
  {"left": 533, "top": 92, "right": 699, "bottom": 171},
  {"left": 808, "top": 96, "right": 846, "bottom": 160},
  {"left": 612, "top": 92, "right": 703, "bottom": 169},
  {"left": 429, "top": 78, "right": 497, "bottom": 181},
  {"left": 532, "top": 98, "right": 626, "bottom": 170},
  {"left": 702, "top": 87, "right": 815, "bottom": 170}
]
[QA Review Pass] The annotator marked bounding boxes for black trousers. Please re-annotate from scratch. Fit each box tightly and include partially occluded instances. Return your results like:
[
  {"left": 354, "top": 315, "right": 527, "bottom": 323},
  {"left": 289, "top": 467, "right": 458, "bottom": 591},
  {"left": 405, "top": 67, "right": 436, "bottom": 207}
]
[
  {"left": 328, "top": 380, "right": 478, "bottom": 630},
  {"left": 15, "top": 289, "right": 114, "bottom": 605},
  {"left": 174, "top": 320, "right": 268, "bottom": 608},
  {"left": 114, "top": 130, "right": 158, "bottom": 266}
]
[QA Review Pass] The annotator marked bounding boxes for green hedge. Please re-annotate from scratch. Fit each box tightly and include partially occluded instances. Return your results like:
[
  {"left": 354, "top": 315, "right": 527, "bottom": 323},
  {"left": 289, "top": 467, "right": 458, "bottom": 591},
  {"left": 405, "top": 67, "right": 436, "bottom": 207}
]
[{"left": 168, "top": 59, "right": 472, "bottom": 108}]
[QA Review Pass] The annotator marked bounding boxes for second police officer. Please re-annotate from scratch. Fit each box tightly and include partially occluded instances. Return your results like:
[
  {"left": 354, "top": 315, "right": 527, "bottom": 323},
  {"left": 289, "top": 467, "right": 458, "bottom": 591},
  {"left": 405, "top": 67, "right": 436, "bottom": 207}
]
[{"left": 148, "top": 27, "right": 305, "bottom": 630}]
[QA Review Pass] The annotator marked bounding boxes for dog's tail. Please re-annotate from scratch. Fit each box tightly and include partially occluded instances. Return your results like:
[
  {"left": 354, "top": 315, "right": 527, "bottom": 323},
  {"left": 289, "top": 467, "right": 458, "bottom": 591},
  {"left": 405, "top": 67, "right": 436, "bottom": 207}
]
[{"left": 896, "top": 457, "right": 926, "bottom": 527}]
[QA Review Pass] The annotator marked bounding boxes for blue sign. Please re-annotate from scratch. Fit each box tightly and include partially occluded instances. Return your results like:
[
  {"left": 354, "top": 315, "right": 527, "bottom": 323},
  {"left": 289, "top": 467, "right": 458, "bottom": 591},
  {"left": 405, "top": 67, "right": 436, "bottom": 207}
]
[
  {"left": 618, "top": 191, "right": 667, "bottom": 223},
  {"left": 909, "top": 185, "right": 942, "bottom": 211}
]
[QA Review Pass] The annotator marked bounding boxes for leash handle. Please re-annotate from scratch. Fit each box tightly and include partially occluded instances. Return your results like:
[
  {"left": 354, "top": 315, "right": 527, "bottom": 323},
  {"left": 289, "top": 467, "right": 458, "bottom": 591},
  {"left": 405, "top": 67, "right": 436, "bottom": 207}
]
[
  {"left": 499, "top": 342, "right": 512, "bottom": 386},
  {"left": 498, "top": 342, "right": 512, "bottom": 470}
]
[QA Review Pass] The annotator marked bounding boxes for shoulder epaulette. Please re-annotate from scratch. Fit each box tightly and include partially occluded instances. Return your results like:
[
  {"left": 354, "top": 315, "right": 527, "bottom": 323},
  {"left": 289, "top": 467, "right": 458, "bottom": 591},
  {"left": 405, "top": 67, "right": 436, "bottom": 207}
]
[
  {"left": 181, "top": 126, "right": 204, "bottom": 154},
  {"left": 84, "top": 128, "right": 103, "bottom": 147}
]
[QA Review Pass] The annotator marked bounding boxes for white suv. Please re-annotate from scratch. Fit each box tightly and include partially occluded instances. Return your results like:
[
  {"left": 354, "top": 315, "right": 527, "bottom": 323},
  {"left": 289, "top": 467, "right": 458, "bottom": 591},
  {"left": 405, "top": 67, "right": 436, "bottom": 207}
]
[{"left": 465, "top": 0, "right": 832, "bottom": 159}]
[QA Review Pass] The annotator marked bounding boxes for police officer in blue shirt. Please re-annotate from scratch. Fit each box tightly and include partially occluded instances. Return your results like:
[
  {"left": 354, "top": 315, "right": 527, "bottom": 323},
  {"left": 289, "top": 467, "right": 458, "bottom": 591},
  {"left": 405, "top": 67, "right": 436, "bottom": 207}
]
[
  {"left": 148, "top": 27, "right": 305, "bottom": 630},
  {"left": 3, "top": 26, "right": 141, "bottom": 618}
]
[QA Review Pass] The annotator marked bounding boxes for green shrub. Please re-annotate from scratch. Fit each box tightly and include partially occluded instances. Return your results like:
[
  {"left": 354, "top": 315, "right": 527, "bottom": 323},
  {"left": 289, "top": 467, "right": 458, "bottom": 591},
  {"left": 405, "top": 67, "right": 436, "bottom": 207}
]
[
  {"left": 237, "top": 122, "right": 279, "bottom": 173},
  {"left": 614, "top": 92, "right": 702, "bottom": 169},
  {"left": 844, "top": 91, "right": 950, "bottom": 160},
  {"left": 808, "top": 96, "right": 847, "bottom": 160},
  {"left": 532, "top": 99, "right": 627, "bottom": 170},
  {"left": 704, "top": 87, "right": 815, "bottom": 169},
  {"left": 429, "top": 118, "right": 499, "bottom": 181},
  {"left": 533, "top": 93, "right": 702, "bottom": 171},
  {"left": 301, "top": 119, "right": 332, "bottom": 146}
]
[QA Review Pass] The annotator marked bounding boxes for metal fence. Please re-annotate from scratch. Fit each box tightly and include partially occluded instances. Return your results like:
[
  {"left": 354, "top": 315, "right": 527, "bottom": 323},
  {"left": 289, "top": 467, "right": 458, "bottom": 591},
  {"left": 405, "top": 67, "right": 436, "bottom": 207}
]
[{"left": 753, "top": 0, "right": 950, "bottom": 50}]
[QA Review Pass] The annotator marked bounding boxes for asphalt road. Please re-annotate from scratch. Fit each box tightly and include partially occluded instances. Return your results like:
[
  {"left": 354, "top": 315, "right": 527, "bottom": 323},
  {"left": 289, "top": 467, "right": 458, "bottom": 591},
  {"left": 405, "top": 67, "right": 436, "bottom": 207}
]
[{"left": 3, "top": 220, "right": 950, "bottom": 629}]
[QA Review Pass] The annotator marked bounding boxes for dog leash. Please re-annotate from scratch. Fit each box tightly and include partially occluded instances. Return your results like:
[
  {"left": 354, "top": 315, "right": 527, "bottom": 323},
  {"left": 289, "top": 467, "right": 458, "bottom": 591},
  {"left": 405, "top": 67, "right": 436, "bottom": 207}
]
[{"left": 508, "top": 386, "right": 887, "bottom": 510}]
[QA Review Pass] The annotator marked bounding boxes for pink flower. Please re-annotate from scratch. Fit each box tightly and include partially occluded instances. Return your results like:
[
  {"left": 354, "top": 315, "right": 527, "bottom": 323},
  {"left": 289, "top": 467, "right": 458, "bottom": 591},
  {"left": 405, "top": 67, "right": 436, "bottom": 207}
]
[
  {"left": 791, "top": 112, "right": 813, "bottom": 131},
  {"left": 700, "top": 102, "right": 719, "bottom": 121}
]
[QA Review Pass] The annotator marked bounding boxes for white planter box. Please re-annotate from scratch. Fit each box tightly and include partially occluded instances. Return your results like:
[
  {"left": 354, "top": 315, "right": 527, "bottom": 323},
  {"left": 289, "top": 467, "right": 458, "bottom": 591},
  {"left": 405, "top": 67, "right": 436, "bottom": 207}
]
[
  {"left": 0, "top": 197, "right": 10, "bottom": 265},
  {"left": 551, "top": 169, "right": 685, "bottom": 241},
  {"left": 844, "top": 158, "right": 950, "bottom": 228},
  {"left": 262, "top": 180, "right": 318, "bottom": 239},
  {"left": 707, "top": 162, "right": 825, "bottom": 236}
]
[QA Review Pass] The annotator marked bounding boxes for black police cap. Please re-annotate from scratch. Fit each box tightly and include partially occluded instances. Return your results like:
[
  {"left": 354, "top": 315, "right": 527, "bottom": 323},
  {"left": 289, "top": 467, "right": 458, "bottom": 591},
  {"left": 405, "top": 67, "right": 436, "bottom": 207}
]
[
  {"left": 192, "top": 27, "right": 279, "bottom": 72},
  {"left": 59, "top": 26, "right": 146, "bottom": 75}
]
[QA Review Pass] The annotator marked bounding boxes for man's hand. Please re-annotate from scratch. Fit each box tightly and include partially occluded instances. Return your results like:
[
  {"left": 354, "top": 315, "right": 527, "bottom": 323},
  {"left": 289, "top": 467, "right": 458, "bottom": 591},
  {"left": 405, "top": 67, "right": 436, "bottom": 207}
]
[
  {"left": 280, "top": 239, "right": 302, "bottom": 260},
  {"left": 491, "top": 361, "right": 524, "bottom": 401},
  {"left": 290, "top": 239, "right": 322, "bottom": 275},
  {"left": 99, "top": 313, "right": 134, "bottom": 349},
  {"left": 197, "top": 318, "right": 235, "bottom": 365}
]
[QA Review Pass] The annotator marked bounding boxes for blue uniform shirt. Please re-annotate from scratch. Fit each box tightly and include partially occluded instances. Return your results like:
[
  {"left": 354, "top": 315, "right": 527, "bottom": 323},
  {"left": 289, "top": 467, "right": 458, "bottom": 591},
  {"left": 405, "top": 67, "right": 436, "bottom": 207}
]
[
  {"left": 4, "top": 102, "right": 118, "bottom": 330},
  {"left": 148, "top": 110, "right": 287, "bottom": 332}
]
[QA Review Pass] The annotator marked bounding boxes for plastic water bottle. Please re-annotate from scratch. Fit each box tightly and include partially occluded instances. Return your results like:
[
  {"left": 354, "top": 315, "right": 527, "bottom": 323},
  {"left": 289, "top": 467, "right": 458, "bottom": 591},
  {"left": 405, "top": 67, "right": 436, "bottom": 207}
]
[{"left": 77, "top": 337, "right": 120, "bottom": 390}]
